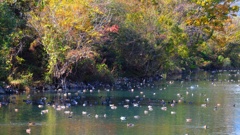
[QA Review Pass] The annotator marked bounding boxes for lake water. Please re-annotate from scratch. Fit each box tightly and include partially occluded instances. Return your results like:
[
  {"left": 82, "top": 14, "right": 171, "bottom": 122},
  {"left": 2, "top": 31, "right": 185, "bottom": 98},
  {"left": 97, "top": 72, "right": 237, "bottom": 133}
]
[{"left": 0, "top": 70, "right": 240, "bottom": 135}]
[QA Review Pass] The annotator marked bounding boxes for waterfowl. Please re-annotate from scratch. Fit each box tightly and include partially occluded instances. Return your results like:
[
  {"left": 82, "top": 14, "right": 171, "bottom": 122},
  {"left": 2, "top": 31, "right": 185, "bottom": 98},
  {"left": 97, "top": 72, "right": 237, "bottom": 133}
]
[
  {"left": 26, "top": 128, "right": 31, "bottom": 134},
  {"left": 111, "top": 105, "right": 117, "bottom": 110},
  {"left": 56, "top": 107, "right": 61, "bottom": 111},
  {"left": 120, "top": 116, "right": 126, "bottom": 121},
  {"left": 64, "top": 111, "right": 73, "bottom": 115},
  {"left": 103, "top": 114, "right": 107, "bottom": 118},
  {"left": 123, "top": 105, "right": 129, "bottom": 109},
  {"left": 127, "top": 123, "right": 135, "bottom": 127},
  {"left": 28, "top": 122, "right": 35, "bottom": 126},
  {"left": 133, "top": 103, "right": 139, "bottom": 107},
  {"left": 125, "top": 99, "right": 130, "bottom": 102},
  {"left": 203, "top": 125, "right": 208, "bottom": 129},
  {"left": 14, "top": 108, "right": 18, "bottom": 112},
  {"left": 82, "top": 111, "right": 87, "bottom": 115},
  {"left": 41, "top": 109, "right": 48, "bottom": 115},
  {"left": 205, "top": 98, "right": 209, "bottom": 102},
  {"left": 95, "top": 114, "right": 99, "bottom": 118},
  {"left": 186, "top": 118, "right": 192, "bottom": 122},
  {"left": 148, "top": 107, "right": 153, "bottom": 111},
  {"left": 134, "top": 115, "right": 140, "bottom": 119},
  {"left": 144, "top": 110, "right": 148, "bottom": 114},
  {"left": 161, "top": 107, "right": 167, "bottom": 111},
  {"left": 60, "top": 105, "right": 66, "bottom": 109},
  {"left": 38, "top": 105, "right": 43, "bottom": 108},
  {"left": 171, "top": 111, "right": 176, "bottom": 115}
]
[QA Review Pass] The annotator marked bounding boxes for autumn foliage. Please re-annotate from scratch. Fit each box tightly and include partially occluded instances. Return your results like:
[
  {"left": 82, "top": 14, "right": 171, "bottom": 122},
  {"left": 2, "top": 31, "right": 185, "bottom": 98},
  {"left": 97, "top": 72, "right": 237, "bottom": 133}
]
[{"left": 0, "top": 0, "right": 239, "bottom": 87}]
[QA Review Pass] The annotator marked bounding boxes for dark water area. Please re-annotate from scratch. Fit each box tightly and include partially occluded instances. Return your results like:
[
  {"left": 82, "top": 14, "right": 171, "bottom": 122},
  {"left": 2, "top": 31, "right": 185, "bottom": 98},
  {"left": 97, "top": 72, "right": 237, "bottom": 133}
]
[{"left": 0, "top": 70, "right": 240, "bottom": 135}]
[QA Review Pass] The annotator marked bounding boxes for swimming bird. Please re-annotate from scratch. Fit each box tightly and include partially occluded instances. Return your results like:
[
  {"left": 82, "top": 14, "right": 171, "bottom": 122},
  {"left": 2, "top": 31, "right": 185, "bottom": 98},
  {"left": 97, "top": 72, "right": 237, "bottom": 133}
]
[
  {"left": 203, "top": 125, "right": 208, "bottom": 129},
  {"left": 125, "top": 99, "right": 130, "bottom": 102},
  {"left": 133, "top": 103, "right": 139, "bottom": 107},
  {"left": 82, "top": 111, "right": 87, "bottom": 115},
  {"left": 56, "top": 107, "right": 61, "bottom": 111},
  {"left": 134, "top": 115, "right": 140, "bottom": 119},
  {"left": 28, "top": 122, "right": 35, "bottom": 126},
  {"left": 14, "top": 108, "right": 18, "bottom": 112},
  {"left": 110, "top": 105, "right": 117, "bottom": 110},
  {"left": 148, "top": 107, "right": 153, "bottom": 111},
  {"left": 64, "top": 111, "right": 73, "bottom": 115},
  {"left": 123, "top": 105, "right": 129, "bottom": 109},
  {"left": 171, "top": 111, "right": 176, "bottom": 115},
  {"left": 144, "top": 110, "right": 148, "bottom": 114},
  {"left": 120, "top": 116, "right": 126, "bottom": 121},
  {"left": 26, "top": 128, "right": 31, "bottom": 134},
  {"left": 127, "top": 123, "right": 135, "bottom": 127},
  {"left": 41, "top": 109, "right": 48, "bottom": 115},
  {"left": 38, "top": 105, "right": 43, "bottom": 108},
  {"left": 161, "top": 107, "right": 167, "bottom": 111},
  {"left": 60, "top": 105, "right": 66, "bottom": 109},
  {"left": 186, "top": 118, "right": 192, "bottom": 122},
  {"left": 205, "top": 98, "right": 209, "bottom": 102}
]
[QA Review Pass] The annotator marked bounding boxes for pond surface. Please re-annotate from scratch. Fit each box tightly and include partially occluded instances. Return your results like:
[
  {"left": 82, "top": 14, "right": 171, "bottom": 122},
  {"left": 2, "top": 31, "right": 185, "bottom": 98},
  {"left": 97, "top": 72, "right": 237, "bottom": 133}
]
[{"left": 0, "top": 70, "right": 240, "bottom": 135}]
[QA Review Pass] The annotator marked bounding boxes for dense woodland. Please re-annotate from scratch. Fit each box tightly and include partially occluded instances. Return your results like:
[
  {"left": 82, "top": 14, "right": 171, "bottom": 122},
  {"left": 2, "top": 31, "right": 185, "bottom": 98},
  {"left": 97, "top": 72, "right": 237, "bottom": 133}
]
[{"left": 0, "top": 0, "right": 240, "bottom": 89}]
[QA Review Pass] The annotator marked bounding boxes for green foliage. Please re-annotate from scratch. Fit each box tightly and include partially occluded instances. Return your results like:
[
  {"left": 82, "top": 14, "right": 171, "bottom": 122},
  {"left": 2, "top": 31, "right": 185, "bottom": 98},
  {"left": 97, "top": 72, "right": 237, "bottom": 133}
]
[
  {"left": 0, "top": 0, "right": 239, "bottom": 86},
  {"left": 0, "top": 2, "right": 21, "bottom": 80},
  {"left": 28, "top": 0, "right": 110, "bottom": 83},
  {"left": 8, "top": 72, "right": 33, "bottom": 87}
]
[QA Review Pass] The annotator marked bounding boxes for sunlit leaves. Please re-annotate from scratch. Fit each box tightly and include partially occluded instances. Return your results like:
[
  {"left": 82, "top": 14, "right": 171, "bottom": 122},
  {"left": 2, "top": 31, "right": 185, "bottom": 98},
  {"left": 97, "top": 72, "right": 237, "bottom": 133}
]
[
  {"left": 28, "top": 0, "right": 110, "bottom": 81},
  {"left": 186, "top": 0, "right": 239, "bottom": 33}
]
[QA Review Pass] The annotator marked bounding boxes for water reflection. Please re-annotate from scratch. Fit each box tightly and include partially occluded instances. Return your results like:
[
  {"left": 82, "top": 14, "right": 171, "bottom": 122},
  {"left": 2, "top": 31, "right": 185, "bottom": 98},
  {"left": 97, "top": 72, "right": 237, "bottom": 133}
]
[{"left": 0, "top": 71, "right": 240, "bottom": 134}]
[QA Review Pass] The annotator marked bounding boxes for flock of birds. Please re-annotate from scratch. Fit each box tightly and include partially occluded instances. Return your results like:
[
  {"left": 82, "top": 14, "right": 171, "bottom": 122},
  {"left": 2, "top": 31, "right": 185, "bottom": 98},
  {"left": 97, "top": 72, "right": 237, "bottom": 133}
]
[{"left": 0, "top": 70, "right": 239, "bottom": 134}]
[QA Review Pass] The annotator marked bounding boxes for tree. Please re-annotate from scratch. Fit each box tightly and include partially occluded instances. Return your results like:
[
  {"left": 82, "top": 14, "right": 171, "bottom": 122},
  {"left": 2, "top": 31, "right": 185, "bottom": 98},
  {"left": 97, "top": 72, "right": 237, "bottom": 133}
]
[{"left": 28, "top": 0, "right": 111, "bottom": 88}]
